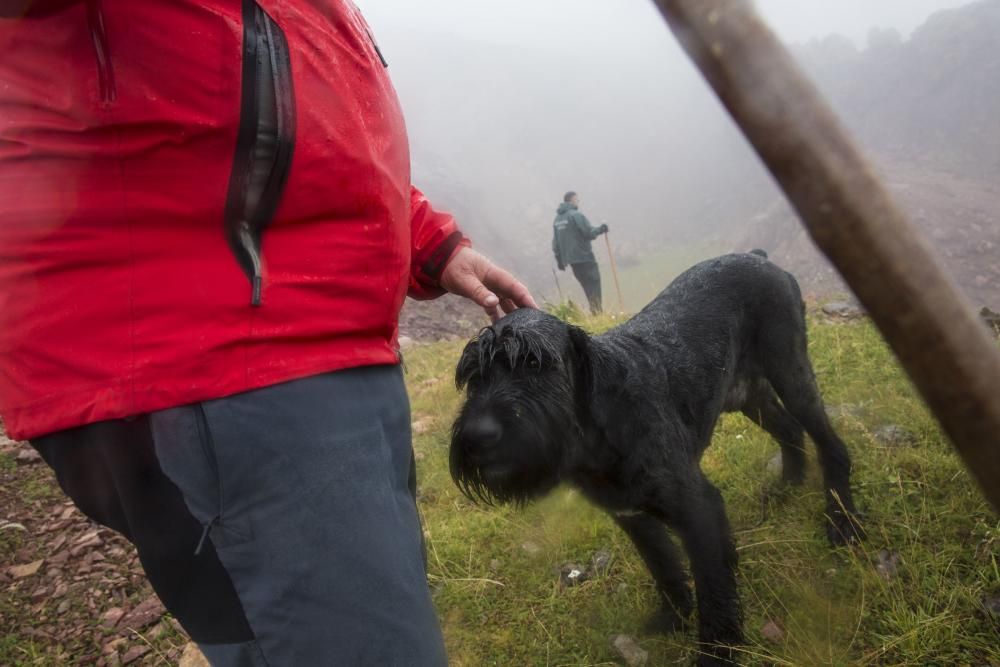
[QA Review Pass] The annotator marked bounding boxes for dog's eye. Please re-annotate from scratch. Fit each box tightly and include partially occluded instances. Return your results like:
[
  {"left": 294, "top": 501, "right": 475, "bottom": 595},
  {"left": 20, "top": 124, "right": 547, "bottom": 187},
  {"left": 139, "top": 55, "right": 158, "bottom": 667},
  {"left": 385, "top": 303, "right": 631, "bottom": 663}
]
[{"left": 526, "top": 356, "right": 541, "bottom": 370}]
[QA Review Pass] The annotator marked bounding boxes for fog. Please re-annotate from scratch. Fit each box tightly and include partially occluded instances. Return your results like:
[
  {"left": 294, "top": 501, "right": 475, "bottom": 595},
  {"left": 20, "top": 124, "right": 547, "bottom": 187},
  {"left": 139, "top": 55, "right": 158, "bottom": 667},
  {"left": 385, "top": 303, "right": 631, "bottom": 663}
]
[{"left": 356, "top": 0, "right": 999, "bottom": 309}]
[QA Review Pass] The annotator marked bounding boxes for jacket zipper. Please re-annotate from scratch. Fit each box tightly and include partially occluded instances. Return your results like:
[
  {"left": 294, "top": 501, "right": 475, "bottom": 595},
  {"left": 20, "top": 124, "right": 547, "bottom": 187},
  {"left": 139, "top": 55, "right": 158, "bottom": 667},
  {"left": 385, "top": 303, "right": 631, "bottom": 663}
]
[
  {"left": 224, "top": 0, "right": 297, "bottom": 307},
  {"left": 86, "top": 0, "right": 117, "bottom": 105}
]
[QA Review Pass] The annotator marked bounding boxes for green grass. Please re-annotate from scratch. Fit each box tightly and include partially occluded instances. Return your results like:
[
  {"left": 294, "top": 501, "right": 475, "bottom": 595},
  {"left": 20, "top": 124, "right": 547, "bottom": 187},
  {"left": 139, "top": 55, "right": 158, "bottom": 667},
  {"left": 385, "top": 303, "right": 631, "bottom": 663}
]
[{"left": 405, "top": 314, "right": 1000, "bottom": 666}]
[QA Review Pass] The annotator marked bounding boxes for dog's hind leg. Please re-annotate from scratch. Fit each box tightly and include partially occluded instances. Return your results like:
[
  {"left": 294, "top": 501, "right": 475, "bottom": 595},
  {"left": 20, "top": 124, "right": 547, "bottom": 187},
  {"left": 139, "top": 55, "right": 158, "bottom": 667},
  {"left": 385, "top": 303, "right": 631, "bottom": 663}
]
[
  {"left": 759, "top": 321, "right": 865, "bottom": 545},
  {"left": 614, "top": 512, "right": 693, "bottom": 634},
  {"left": 741, "top": 391, "right": 806, "bottom": 485},
  {"left": 655, "top": 474, "right": 743, "bottom": 666}
]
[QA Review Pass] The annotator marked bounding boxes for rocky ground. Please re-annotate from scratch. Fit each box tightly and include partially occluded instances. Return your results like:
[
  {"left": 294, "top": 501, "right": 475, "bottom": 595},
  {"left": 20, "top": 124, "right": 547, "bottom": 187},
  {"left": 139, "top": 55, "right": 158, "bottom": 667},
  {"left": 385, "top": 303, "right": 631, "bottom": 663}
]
[{"left": 0, "top": 428, "right": 207, "bottom": 667}]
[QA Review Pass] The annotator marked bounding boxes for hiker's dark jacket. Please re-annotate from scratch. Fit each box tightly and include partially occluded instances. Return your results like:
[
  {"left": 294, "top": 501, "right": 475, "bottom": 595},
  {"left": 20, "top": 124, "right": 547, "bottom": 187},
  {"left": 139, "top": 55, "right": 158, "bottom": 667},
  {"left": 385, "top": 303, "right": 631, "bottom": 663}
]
[{"left": 552, "top": 202, "right": 602, "bottom": 268}]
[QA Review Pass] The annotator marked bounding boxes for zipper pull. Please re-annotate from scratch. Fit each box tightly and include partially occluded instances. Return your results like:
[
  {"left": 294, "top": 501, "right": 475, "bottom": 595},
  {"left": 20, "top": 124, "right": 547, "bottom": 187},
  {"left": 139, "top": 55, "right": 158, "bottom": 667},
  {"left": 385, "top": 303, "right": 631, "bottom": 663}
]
[
  {"left": 239, "top": 221, "right": 264, "bottom": 307},
  {"left": 194, "top": 515, "right": 220, "bottom": 556}
]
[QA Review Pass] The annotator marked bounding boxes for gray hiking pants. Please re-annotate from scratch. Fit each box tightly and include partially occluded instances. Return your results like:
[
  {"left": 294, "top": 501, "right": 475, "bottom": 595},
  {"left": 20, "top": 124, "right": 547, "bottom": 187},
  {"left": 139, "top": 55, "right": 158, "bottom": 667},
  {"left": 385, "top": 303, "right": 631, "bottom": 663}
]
[{"left": 34, "top": 366, "right": 447, "bottom": 667}]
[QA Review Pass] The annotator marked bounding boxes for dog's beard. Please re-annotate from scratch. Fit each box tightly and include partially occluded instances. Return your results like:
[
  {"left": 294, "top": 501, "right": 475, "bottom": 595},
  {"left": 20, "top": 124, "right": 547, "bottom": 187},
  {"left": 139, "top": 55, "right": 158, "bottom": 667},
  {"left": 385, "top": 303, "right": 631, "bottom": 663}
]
[{"left": 450, "top": 399, "right": 569, "bottom": 506}]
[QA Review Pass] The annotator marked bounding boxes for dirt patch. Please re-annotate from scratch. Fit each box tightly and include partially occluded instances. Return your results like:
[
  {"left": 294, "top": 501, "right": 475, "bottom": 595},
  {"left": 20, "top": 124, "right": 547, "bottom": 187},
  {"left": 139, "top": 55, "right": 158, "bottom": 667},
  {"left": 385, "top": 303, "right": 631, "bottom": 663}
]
[
  {"left": 0, "top": 426, "right": 191, "bottom": 666},
  {"left": 398, "top": 294, "right": 489, "bottom": 343}
]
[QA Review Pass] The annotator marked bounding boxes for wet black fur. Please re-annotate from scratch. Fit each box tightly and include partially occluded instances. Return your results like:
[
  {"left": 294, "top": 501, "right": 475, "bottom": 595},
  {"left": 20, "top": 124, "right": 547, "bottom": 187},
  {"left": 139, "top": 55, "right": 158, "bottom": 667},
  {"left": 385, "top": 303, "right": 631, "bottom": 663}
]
[{"left": 450, "top": 253, "right": 864, "bottom": 666}]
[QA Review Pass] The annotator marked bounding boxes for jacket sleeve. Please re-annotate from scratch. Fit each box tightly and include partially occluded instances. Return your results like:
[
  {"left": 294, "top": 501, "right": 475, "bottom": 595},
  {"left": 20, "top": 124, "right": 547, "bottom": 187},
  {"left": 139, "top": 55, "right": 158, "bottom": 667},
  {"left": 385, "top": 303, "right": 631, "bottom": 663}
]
[
  {"left": 408, "top": 186, "right": 471, "bottom": 300},
  {"left": 574, "top": 212, "right": 603, "bottom": 241},
  {"left": 552, "top": 229, "right": 564, "bottom": 268}
]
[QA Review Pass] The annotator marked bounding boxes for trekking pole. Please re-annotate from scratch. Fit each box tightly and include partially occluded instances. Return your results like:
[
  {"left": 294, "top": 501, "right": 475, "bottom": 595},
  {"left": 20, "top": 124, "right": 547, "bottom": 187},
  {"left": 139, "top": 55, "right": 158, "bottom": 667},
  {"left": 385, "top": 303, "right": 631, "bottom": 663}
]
[
  {"left": 552, "top": 268, "right": 564, "bottom": 302},
  {"left": 603, "top": 232, "right": 626, "bottom": 314}
]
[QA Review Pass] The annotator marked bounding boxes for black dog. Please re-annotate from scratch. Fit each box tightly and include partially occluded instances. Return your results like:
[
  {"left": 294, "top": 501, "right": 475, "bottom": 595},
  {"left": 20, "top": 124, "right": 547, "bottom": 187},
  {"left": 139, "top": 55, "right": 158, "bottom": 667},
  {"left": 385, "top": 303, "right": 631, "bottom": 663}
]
[{"left": 450, "top": 253, "right": 864, "bottom": 665}]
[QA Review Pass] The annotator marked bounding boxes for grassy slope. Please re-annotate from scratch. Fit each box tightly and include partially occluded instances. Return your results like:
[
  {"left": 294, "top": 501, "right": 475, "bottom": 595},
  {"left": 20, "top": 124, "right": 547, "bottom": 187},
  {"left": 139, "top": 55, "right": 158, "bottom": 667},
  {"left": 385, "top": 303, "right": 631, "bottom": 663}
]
[{"left": 406, "top": 316, "right": 1000, "bottom": 667}]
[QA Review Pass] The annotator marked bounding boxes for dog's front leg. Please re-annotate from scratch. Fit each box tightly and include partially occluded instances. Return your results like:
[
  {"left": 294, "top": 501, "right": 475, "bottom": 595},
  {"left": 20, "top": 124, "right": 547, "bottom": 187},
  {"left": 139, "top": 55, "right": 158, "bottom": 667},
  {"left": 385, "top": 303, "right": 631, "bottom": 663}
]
[
  {"left": 613, "top": 511, "right": 693, "bottom": 634},
  {"left": 653, "top": 473, "right": 743, "bottom": 667}
]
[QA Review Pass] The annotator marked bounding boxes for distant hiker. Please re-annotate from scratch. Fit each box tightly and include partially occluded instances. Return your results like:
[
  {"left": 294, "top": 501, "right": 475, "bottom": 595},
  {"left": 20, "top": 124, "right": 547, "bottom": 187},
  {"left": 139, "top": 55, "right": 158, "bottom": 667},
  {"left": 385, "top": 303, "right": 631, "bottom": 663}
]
[{"left": 552, "top": 192, "right": 608, "bottom": 315}]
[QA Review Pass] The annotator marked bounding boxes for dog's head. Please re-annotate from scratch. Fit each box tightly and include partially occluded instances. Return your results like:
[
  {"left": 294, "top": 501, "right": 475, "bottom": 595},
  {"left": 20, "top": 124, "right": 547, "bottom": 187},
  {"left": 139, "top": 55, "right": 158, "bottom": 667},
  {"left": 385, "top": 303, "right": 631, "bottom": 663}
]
[{"left": 450, "top": 308, "right": 591, "bottom": 505}]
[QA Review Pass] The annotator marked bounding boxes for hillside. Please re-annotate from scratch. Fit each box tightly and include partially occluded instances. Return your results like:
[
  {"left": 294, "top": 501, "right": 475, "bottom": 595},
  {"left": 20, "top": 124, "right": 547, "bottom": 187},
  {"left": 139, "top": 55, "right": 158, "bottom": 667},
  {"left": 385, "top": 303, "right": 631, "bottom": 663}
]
[
  {"left": 737, "top": 0, "right": 1000, "bottom": 307},
  {"left": 385, "top": 0, "right": 999, "bottom": 308}
]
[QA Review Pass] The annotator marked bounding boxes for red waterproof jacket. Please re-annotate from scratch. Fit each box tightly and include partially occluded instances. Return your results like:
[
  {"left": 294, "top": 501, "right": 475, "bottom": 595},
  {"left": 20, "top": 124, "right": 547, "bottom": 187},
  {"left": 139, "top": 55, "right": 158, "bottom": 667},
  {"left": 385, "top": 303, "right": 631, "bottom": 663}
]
[{"left": 0, "top": 0, "right": 469, "bottom": 440}]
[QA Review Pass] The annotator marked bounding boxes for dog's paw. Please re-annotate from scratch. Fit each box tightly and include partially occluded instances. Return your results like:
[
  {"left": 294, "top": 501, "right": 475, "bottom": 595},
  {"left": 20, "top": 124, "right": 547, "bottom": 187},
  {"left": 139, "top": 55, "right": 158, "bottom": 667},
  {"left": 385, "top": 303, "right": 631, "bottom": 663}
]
[
  {"left": 826, "top": 509, "right": 866, "bottom": 546},
  {"left": 642, "top": 606, "right": 691, "bottom": 635}
]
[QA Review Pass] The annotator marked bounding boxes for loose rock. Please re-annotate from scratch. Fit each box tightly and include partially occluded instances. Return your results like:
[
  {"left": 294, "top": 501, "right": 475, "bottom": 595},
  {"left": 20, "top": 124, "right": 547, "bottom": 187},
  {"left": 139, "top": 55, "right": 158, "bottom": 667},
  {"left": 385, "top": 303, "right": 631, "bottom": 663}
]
[
  {"left": 761, "top": 619, "right": 786, "bottom": 643},
  {"left": 611, "top": 634, "right": 648, "bottom": 667},
  {"left": 590, "top": 550, "right": 613, "bottom": 576},
  {"left": 121, "top": 645, "right": 150, "bottom": 665},
  {"left": 766, "top": 452, "right": 783, "bottom": 477},
  {"left": 179, "top": 643, "right": 211, "bottom": 667},
  {"left": 559, "top": 563, "right": 588, "bottom": 587},
  {"left": 822, "top": 302, "right": 864, "bottom": 319},
  {"left": 875, "top": 550, "right": 903, "bottom": 581},
  {"left": 8, "top": 559, "right": 44, "bottom": 579},
  {"left": 521, "top": 541, "right": 541, "bottom": 556},
  {"left": 15, "top": 448, "right": 42, "bottom": 465},
  {"left": 873, "top": 424, "right": 917, "bottom": 448},
  {"left": 118, "top": 596, "right": 166, "bottom": 632}
]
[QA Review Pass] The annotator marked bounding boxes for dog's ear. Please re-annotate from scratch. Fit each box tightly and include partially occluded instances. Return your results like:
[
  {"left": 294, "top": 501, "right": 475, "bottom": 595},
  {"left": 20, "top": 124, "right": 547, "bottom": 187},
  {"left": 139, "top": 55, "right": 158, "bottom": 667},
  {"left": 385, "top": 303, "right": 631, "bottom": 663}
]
[{"left": 455, "top": 338, "right": 480, "bottom": 390}]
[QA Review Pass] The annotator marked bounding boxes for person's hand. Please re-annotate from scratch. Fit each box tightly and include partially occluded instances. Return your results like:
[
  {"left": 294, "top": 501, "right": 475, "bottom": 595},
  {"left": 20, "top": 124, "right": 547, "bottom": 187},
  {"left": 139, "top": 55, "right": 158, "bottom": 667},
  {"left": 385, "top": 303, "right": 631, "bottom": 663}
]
[
  {"left": 599, "top": 224, "right": 609, "bottom": 235},
  {"left": 440, "top": 247, "right": 538, "bottom": 321}
]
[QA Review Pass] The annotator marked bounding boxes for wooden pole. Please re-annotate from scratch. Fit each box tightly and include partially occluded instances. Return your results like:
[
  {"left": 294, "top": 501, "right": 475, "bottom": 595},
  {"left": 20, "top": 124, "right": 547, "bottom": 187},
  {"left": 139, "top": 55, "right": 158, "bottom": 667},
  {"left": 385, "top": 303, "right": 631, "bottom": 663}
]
[
  {"left": 604, "top": 233, "right": 626, "bottom": 314},
  {"left": 651, "top": 0, "right": 1000, "bottom": 509}
]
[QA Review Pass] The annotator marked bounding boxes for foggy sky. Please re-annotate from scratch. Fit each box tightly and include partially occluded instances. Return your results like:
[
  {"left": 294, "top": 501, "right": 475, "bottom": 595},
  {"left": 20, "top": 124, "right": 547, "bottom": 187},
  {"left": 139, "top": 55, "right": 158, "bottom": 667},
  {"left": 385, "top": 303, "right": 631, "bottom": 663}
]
[{"left": 357, "top": 0, "right": 974, "bottom": 51}]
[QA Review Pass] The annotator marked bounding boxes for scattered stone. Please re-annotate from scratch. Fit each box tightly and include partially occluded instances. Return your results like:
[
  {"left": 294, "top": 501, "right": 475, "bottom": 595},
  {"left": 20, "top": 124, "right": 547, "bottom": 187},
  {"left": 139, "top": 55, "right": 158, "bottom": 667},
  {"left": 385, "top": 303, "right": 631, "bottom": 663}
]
[
  {"left": 398, "top": 336, "right": 416, "bottom": 351},
  {"left": 102, "top": 607, "right": 125, "bottom": 629},
  {"left": 411, "top": 417, "right": 434, "bottom": 435},
  {"left": 118, "top": 596, "right": 166, "bottom": 631},
  {"left": 15, "top": 448, "right": 42, "bottom": 465},
  {"left": 103, "top": 637, "right": 127, "bottom": 654},
  {"left": 489, "top": 559, "right": 501, "bottom": 573},
  {"left": 873, "top": 424, "right": 917, "bottom": 448},
  {"left": 57, "top": 600, "right": 70, "bottom": 615},
  {"left": 766, "top": 452, "right": 783, "bottom": 477},
  {"left": 611, "top": 634, "right": 648, "bottom": 667},
  {"left": 121, "top": 645, "right": 151, "bottom": 665},
  {"left": 29, "top": 586, "right": 50, "bottom": 604},
  {"left": 822, "top": 302, "right": 864, "bottom": 319},
  {"left": 179, "top": 643, "right": 211, "bottom": 667},
  {"left": 590, "top": 550, "right": 613, "bottom": 576},
  {"left": 70, "top": 533, "right": 105, "bottom": 557},
  {"left": 559, "top": 563, "right": 589, "bottom": 587},
  {"left": 875, "top": 550, "right": 903, "bottom": 581},
  {"left": 761, "top": 619, "right": 786, "bottom": 643},
  {"left": 8, "top": 559, "right": 44, "bottom": 579},
  {"left": 521, "top": 541, "right": 541, "bottom": 556}
]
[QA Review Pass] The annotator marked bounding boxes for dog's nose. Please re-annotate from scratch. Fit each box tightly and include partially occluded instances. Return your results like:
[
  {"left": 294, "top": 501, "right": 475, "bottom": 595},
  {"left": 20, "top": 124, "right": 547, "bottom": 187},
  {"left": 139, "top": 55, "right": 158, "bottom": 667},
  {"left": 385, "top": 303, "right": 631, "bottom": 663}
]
[{"left": 461, "top": 414, "right": 503, "bottom": 448}]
